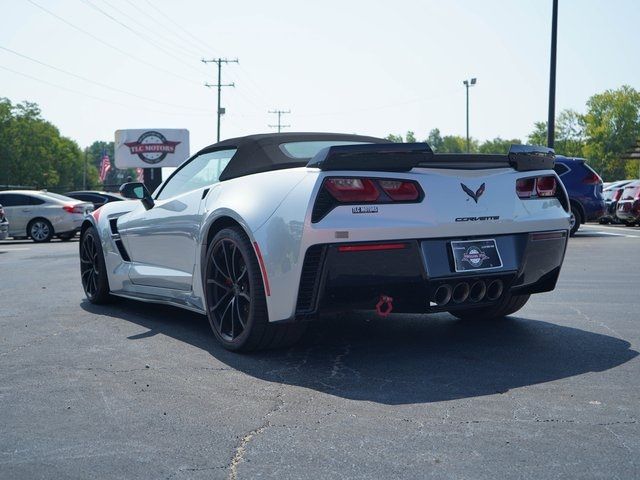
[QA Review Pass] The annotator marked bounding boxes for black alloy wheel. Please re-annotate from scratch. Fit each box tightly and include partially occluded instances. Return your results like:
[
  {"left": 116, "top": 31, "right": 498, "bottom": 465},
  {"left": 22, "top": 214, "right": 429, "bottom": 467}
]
[
  {"left": 204, "top": 227, "right": 305, "bottom": 352},
  {"left": 207, "top": 236, "right": 251, "bottom": 342},
  {"left": 80, "top": 226, "right": 111, "bottom": 304}
]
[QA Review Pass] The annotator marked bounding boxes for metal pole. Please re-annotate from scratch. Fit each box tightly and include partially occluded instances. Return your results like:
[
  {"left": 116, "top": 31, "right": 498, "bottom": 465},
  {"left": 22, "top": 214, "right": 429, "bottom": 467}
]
[
  {"left": 217, "top": 60, "right": 222, "bottom": 142},
  {"left": 547, "top": 0, "right": 558, "bottom": 148},
  {"left": 466, "top": 83, "right": 470, "bottom": 153},
  {"left": 83, "top": 148, "right": 87, "bottom": 189}
]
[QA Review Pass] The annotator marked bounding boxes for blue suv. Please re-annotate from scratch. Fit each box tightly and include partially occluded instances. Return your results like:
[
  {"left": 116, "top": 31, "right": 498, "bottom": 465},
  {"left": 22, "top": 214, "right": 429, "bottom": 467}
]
[{"left": 554, "top": 156, "right": 605, "bottom": 235}]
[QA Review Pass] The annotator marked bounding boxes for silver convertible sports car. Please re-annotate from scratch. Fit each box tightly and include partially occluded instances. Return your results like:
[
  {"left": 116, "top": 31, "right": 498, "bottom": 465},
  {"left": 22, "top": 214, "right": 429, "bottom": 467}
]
[{"left": 79, "top": 133, "right": 571, "bottom": 351}]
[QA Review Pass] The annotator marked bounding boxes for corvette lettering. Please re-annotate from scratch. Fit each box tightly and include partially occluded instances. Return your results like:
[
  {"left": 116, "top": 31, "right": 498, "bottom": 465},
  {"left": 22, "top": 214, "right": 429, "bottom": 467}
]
[{"left": 455, "top": 216, "right": 500, "bottom": 222}]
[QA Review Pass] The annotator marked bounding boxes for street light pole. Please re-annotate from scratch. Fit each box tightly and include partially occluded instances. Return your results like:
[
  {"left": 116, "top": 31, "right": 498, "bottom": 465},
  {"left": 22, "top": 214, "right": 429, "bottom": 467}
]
[{"left": 463, "top": 78, "right": 477, "bottom": 153}]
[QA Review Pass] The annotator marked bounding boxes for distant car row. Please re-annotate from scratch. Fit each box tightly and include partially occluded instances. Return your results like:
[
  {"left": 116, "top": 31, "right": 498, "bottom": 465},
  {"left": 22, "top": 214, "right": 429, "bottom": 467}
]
[{"left": 0, "top": 190, "right": 123, "bottom": 242}]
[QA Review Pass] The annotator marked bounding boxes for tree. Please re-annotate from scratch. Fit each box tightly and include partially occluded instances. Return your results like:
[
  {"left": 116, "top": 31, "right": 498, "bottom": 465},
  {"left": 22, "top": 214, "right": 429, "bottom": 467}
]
[
  {"left": 527, "top": 109, "right": 586, "bottom": 157},
  {"left": 384, "top": 131, "right": 417, "bottom": 143},
  {"left": 583, "top": 85, "right": 640, "bottom": 180},
  {"left": 0, "top": 97, "right": 99, "bottom": 190},
  {"left": 426, "top": 129, "right": 444, "bottom": 152},
  {"left": 478, "top": 137, "right": 522, "bottom": 154},
  {"left": 439, "top": 135, "right": 475, "bottom": 153}
]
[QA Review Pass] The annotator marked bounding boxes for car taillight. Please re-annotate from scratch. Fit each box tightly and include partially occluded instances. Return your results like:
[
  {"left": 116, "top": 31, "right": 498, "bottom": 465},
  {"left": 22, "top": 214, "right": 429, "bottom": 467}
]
[
  {"left": 63, "top": 204, "right": 85, "bottom": 214},
  {"left": 378, "top": 180, "right": 420, "bottom": 201},
  {"left": 535, "top": 176, "right": 557, "bottom": 197},
  {"left": 613, "top": 189, "right": 623, "bottom": 201},
  {"left": 516, "top": 178, "right": 536, "bottom": 198},
  {"left": 324, "top": 178, "right": 380, "bottom": 202},
  {"left": 583, "top": 171, "right": 602, "bottom": 185},
  {"left": 517, "top": 176, "right": 558, "bottom": 198},
  {"left": 312, "top": 177, "right": 424, "bottom": 222}
]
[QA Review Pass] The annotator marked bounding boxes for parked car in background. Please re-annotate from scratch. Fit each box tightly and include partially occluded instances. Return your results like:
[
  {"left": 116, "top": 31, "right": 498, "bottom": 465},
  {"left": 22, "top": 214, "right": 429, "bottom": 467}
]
[
  {"left": 0, "top": 190, "right": 93, "bottom": 242},
  {"left": 554, "top": 156, "right": 605, "bottom": 235},
  {"left": 0, "top": 203, "right": 9, "bottom": 240},
  {"left": 600, "top": 180, "right": 635, "bottom": 224},
  {"left": 64, "top": 190, "right": 124, "bottom": 210},
  {"left": 616, "top": 180, "right": 640, "bottom": 226}
]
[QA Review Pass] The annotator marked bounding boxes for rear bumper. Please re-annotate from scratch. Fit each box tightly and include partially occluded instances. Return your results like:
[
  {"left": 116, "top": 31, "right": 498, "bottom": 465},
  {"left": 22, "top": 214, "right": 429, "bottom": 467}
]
[
  {"left": 295, "top": 230, "right": 569, "bottom": 316},
  {"left": 0, "top": 221, "right": 8, "bottom": 240},
  {"left": 616, "top": 200, "right": 640, "bottom": 221}
]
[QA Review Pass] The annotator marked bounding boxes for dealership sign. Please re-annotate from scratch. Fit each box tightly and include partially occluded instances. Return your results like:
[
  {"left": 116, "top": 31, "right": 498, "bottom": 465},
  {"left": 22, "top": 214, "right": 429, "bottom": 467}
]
[{"left": 115, "top": 129, "right": 190, "bottom": 168}]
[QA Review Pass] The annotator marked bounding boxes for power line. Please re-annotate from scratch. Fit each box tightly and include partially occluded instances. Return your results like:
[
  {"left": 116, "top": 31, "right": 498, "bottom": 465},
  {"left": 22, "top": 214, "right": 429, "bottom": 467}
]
[
  {"left": 0, "top": 45, "right": 210, "bottom": 112},
  {"left": 268, "top": 109, "right": 291, "bottom": 133},
  {"left": 142, "top": 0, "right": 216, "bottom": 55},
  {"left": 25, "top": 0, "right": 202, "bottom": 86},
  {"left": 104, "top": 0, "right": 207, "bottom": 62},
  {"left": 203, "top": 58, "right": 239, "bottom": 142},
  {"left": 126, "top": 0, "right": 213, "bottom": 57},
  {"left": 0, "top": 64, "right": 211, "bottom": 117},
  {"left": 78, "top": 0, "right": 206, "bottom": 76}
]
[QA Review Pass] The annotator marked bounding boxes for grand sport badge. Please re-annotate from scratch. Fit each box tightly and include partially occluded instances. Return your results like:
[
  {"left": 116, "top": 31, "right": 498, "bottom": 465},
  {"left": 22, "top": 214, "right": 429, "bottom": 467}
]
[{"left": 124, "top": 131, "right": 182, "bottom": 165}]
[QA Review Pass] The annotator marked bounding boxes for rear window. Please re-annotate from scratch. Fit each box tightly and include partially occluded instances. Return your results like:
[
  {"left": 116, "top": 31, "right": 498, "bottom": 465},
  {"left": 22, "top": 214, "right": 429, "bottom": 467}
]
[
  {"left": 553, "top": 163, "right": 569, "bottom": 175},
  {"left": 621, "top": 183, "right": 640, "bottom": 200},
  {"left": 280, "top": 141, "right": 371, "bottom": 159},
  {"left": 40, "top": 192, "right": 77, "bottom": 202}
]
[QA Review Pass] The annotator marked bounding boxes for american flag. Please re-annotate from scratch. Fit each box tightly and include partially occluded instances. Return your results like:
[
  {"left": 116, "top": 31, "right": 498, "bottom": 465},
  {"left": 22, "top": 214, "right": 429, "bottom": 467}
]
[{"left": 99, "top": 150, "right": 112, "bottom": 183}]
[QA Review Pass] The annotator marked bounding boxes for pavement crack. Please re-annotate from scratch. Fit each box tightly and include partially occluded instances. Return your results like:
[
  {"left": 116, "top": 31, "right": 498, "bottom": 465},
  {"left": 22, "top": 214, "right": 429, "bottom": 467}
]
[
  {"left": 570, "top": 306, "right": 625, "bottom": 341},
  {"left": 227, "top": 392, "right": 284, "bottom": 480}
]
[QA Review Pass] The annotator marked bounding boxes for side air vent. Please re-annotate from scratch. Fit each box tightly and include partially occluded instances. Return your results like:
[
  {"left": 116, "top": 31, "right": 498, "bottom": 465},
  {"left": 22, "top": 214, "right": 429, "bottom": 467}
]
[
  {"left": 108, "top": 217, "right": 131, "bottom": 262},
  {"left": 295, "top": 245, "right": 326, "bottom": 314},
  {"left": 311, "top": 188, "right": 336, "bottom": 223}
]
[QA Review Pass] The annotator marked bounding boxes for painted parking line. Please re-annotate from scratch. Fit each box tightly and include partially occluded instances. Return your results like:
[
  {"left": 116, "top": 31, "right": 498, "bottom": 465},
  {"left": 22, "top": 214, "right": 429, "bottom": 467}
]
[{"left": 0, "top": 247, "right": 31, "bottom": 251}]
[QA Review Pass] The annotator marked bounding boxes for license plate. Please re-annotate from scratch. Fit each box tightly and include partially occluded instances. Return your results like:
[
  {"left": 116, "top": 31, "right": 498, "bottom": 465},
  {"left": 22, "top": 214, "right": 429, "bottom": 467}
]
[{"left": 451, "top": 239, "right": 503, "bottom": 272}]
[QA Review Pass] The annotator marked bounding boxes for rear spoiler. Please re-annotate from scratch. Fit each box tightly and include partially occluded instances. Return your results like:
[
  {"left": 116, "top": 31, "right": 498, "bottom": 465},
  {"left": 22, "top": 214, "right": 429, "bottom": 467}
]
[{"left": 307, "top": 143, "right": 555, "bottom": 172}]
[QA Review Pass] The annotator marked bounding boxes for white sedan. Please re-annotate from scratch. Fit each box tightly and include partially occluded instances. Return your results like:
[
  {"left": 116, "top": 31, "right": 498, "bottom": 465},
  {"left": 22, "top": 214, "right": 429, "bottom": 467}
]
[
  {"left": 0, "top": 190, "right": 93, "bottom": 242},
  {"left": 78, "top": 133, "right": 571, "bottom": 351}
]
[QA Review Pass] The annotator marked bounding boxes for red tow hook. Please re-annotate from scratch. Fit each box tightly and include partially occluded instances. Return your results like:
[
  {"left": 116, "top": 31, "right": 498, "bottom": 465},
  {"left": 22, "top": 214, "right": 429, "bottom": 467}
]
[{"left": 375, "top": 294, "right": 394, "bottom": 317}]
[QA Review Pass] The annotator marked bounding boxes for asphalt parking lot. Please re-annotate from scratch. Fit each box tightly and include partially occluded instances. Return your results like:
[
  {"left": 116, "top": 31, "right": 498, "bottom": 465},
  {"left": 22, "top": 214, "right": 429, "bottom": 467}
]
[{"left": 1, "top": 224, "right": 639, "bottom": 479}]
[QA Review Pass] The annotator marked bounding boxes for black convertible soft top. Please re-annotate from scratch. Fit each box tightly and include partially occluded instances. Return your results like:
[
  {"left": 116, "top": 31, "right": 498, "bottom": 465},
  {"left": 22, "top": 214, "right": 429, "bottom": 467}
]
[
  {"left": 195, "top": 132, "right": 555, "bottom": 181},
  {"left": 199, "top": 132, "right": 386, "bottom": 181}
]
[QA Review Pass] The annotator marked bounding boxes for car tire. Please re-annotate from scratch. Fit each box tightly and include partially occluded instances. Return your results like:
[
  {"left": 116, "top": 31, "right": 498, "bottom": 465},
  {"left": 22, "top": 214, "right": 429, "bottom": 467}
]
[
  {"left": 569, "top": 206, "right": 581, "bottom": 236},
  {"left": 204, "top": 227, "right": 305, "bottom": 352},
  {"left": 80, "top": 226, "right": 111, "bottom": 304},
  {"left": 28, "top": 218, "right": 54, "bottom": 243},
  {"left": 449, "top": 293, "right": 530, "bottom": 321}
]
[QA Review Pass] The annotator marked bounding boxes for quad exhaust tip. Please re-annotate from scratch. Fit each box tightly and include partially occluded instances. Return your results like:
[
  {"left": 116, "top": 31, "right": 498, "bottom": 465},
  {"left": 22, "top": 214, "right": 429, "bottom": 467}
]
[
  {"left": 468, "top": 280, "right": 487, "bottom": 303},
  {"left": 432, "top": 279, "right": 504, "bottom": 306},
  {"left": 486, "top": 279, "right": 504, "bottom": 301},
  {"left": 433, "top": 284, "right": 452, "bottom": 306},
  {"left": 452, "top": 282, "right": 470, "bottom": 304}
]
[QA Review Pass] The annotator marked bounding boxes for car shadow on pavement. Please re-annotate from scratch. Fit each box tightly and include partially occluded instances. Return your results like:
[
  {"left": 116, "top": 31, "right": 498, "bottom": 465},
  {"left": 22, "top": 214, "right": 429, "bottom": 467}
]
[{"left": 81, "top": 300, "right": 638, "bottom": 405}]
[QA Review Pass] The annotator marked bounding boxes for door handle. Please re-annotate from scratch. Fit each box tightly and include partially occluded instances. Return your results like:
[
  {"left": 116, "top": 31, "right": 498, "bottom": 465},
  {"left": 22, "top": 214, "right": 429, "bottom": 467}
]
[
  {"left": 22, "top": 209, "right": 31, "bottom": 212},
  {"left": 201, "top": 188, "right": 210, "bottom": 199}
]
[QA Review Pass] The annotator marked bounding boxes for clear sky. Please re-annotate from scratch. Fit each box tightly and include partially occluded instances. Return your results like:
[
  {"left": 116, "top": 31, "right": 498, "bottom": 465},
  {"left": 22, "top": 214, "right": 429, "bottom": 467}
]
[{"left": 1, "top": 0, "right": 638, "bottom": 153}]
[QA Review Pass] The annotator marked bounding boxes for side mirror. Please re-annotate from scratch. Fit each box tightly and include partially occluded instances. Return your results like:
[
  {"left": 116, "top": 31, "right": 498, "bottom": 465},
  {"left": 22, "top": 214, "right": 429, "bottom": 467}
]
[{"left": 119, "top": 182, "right": 155, "bottom": 210}]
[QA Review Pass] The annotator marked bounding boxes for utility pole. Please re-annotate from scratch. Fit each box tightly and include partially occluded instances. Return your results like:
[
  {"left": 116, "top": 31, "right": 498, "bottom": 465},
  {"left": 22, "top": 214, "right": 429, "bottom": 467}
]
[
  {"left": 547, "top": 0, "right": 559, "bottom": 148},
  {"left": 268, "top": 109, "right": 291, "bottom": 133},
  {"left": 463, "top": 78, "right": 477, "bottom": 153},
  {"left": 83, "top": 148, "right": 87, "bottom": 189},
  {"left": 202, "top": 58, "right": 239, "bottom": 142}
]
